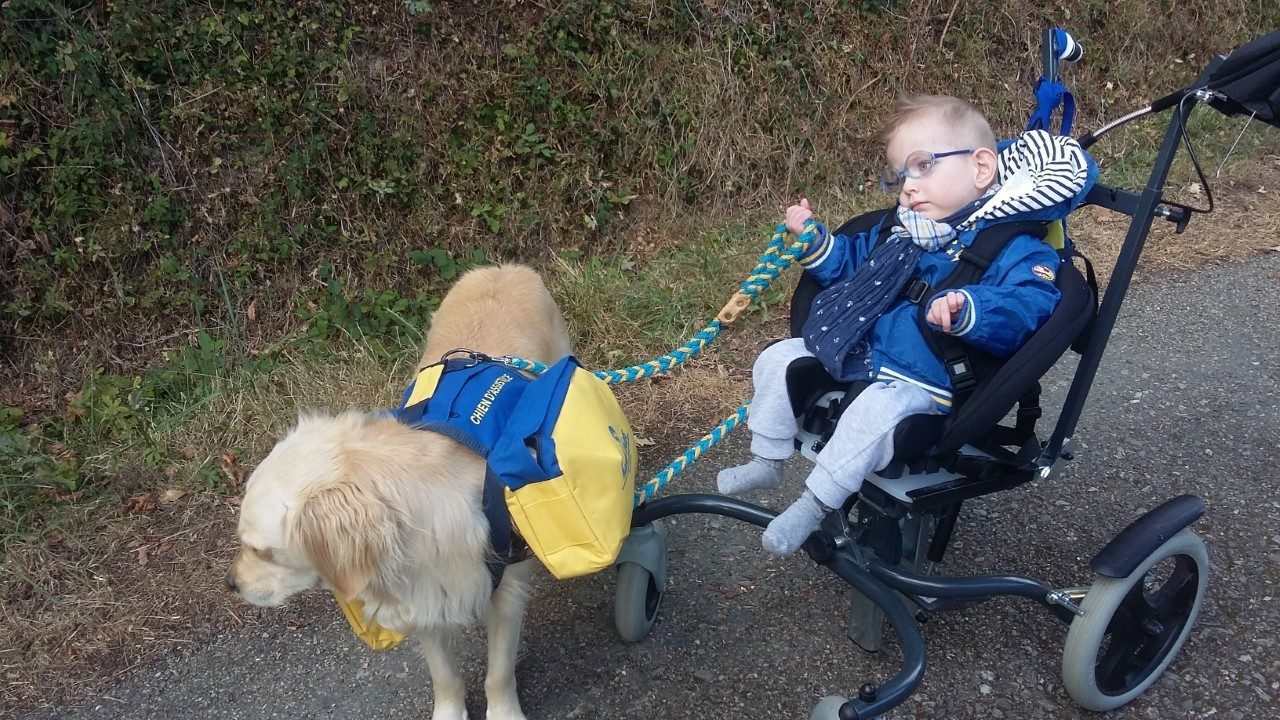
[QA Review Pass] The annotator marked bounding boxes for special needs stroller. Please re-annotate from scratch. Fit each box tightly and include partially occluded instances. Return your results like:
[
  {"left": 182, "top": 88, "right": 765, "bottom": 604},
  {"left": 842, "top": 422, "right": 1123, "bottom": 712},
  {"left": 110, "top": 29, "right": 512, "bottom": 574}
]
[{"left": 611, "top": 28, "right": 1280, "bottom": 719}]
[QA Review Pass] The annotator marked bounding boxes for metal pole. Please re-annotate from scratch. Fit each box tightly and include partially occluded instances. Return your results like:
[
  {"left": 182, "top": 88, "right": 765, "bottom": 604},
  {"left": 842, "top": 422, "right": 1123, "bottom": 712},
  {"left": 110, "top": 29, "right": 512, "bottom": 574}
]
[{"left": 1040, "top": 89, "right": 1201, "bottom": 465}]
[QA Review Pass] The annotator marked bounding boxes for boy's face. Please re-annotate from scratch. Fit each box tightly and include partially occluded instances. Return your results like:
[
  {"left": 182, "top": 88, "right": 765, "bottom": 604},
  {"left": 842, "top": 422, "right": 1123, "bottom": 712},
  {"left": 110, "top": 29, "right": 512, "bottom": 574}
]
[{"left": 886, "top": 116, "right": 991, "bottom": 221}]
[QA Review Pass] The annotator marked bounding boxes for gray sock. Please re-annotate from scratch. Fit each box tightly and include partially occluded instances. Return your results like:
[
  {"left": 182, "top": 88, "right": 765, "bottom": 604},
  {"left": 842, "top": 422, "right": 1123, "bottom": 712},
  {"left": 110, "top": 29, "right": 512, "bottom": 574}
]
[
  {"left": 716, "top": 456, "right": 785, "bottom": 495},
  {"left": 761, "top": 489, "right": 831, "bottom": 555}
]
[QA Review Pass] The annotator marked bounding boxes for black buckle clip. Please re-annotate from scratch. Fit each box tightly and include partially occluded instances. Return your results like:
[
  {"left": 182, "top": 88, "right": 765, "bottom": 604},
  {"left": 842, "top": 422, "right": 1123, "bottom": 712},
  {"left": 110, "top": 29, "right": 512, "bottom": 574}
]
[
  {"left": 903, "top": 278, "right": 930, "bottom": 304},
  {"left": 947, "top": 357, "right": 977, "bottom": 394},
  {"left": 439, "top": 348, "right": 493, "bottom": 368},
  {"left": 1017, "top": 404, "right": 1043, "bottom": 421}
]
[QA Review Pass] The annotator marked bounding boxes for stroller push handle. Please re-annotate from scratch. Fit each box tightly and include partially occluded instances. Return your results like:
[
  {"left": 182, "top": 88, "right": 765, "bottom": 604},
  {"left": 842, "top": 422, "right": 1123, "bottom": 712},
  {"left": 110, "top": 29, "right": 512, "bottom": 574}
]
[{"left": 1042, "top": 28, "right": 1083, "bottom": 84}]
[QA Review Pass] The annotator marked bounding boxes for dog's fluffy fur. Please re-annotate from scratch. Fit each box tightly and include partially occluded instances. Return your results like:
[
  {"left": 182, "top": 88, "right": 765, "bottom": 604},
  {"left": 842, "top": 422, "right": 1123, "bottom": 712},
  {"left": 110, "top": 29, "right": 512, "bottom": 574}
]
[{"left": 227, "top": 264, "right": 572, "bottom": 720}]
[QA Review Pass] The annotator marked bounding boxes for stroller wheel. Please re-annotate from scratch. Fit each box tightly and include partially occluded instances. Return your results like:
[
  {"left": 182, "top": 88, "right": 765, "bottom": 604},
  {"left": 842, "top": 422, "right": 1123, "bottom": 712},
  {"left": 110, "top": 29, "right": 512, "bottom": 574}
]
[
  {"left": 1062, "top": 529, "right": 1208, "bottom": 711},
  {"left": 809, "top": 695, "right": 850, "bottom": 720},
  {"left": 614, "top": 561, "right": 665, "bottom": 641}
]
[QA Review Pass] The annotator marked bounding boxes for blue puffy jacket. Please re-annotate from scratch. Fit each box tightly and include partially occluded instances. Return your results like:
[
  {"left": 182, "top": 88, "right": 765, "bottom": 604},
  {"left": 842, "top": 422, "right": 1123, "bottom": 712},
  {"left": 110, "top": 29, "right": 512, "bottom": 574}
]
[{"left": 799, "top": 216, "right": 1061, "bottom": 411}]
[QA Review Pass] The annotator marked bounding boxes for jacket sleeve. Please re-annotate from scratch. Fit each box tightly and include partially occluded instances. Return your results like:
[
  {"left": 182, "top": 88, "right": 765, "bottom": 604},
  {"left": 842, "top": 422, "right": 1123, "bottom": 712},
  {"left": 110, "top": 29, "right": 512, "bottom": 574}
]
[
  {"left": 929, "top": 236, "right": 1062, "bottom": 357},
  {"left": 797, "top": 221, "right": 879, "bottom": 287}
]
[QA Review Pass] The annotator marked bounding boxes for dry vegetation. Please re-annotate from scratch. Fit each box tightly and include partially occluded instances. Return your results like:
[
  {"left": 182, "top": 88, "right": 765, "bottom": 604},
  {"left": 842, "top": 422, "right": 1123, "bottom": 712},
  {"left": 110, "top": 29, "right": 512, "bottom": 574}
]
[{"left": 2, "top": 0, "right": 1279, "bottom": 714}]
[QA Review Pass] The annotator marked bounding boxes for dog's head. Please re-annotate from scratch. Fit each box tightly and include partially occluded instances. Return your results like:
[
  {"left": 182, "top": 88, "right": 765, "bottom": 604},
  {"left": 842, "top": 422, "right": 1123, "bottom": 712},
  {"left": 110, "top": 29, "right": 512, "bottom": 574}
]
[
  {"left": 226, "top": 412, "right": 407, "bottom": 606},
  {"left": 226, "top": 412, "right": 493, "bottom": 627}
]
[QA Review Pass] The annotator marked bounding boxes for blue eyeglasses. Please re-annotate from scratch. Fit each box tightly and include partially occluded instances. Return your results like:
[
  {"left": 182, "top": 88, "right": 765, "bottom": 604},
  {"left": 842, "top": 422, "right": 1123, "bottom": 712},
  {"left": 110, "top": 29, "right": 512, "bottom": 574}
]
[{"left": 879, "top": 148, "right": 975, "bottom": 191}]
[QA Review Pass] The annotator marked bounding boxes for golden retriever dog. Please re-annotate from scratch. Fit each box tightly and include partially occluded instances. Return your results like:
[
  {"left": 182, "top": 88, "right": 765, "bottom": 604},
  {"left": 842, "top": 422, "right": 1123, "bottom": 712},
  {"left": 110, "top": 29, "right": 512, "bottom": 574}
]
[{"left": 226, "top": 264, "right": 572, "bottom": 720}]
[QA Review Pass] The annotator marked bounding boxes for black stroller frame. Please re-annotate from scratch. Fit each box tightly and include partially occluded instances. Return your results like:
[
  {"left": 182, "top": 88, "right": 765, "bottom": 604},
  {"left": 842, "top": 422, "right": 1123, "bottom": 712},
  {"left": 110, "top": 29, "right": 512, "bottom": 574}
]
[{"left": 611, "top": 28, "right": 1280, "bottom": 720}]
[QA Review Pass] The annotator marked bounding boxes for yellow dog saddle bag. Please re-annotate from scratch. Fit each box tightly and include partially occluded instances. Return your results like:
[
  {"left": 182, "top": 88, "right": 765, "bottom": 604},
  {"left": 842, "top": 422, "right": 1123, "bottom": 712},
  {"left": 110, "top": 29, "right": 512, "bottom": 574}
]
[{"left": 337, "top": 352, "right": 638, "bottom": 650}]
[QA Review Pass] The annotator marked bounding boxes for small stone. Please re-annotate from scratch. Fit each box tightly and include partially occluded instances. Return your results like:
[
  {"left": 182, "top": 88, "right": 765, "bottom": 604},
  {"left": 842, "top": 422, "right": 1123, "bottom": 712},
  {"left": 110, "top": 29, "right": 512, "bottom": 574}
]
[{"left": 979, "top": 684, "right": 992, "bottom": 694}]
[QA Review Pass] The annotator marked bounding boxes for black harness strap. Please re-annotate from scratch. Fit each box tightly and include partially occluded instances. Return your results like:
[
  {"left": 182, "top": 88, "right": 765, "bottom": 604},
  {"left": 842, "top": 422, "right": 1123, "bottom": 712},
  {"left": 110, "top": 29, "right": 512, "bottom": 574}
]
[
  {"left": 481, "top": 467, "right": 514, "bottom": 588},
  {"left": 982, "top": 382, "right": 1042, "bottom": 447},
  {"left": 1070, "top": 249, "right": 1100, "bottom": 354},
  {"left": 913, "top": 221, "right": 1048, "bottom": 408}
]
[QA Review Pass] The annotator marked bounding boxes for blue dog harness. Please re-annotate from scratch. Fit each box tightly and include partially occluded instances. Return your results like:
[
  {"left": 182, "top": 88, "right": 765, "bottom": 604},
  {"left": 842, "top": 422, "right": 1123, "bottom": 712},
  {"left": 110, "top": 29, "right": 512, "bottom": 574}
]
[
  {"left": 393, "top": 350, "right": 639, "bottom": 584},
  {"left": 394, "top": 355, "right": 531, "bottom": 586}
]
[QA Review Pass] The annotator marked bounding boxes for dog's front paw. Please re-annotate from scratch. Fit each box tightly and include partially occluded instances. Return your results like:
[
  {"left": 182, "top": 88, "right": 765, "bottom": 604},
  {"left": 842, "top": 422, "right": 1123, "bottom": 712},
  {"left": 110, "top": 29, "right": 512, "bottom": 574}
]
[
  {"left": 485, "top": 704, "right": 527, "bottom": 720},
  {"left": 430, "top": 705, "right": 468, "bottom": 720}
]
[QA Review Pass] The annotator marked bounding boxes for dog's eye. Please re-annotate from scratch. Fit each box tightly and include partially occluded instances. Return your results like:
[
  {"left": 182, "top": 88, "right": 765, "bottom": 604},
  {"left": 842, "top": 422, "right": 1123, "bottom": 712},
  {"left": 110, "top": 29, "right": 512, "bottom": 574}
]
[{"left": 248, "top": 546, "right": 277, "bottom": 562}]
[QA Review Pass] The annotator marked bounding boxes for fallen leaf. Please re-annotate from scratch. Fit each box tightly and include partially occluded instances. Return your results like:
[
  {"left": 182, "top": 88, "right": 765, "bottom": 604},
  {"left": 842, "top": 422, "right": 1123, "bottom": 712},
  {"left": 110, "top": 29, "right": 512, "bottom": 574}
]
[
  {"left": 246, "top": 298, "right": 257, "bottom": 323},
  {"left": 634, "top": 436, "right": 656, "bottom": 447},
  {"left": 219, "top": 451, "right": 244, "bottom": 487},
  {"left": 137, "top": 546, "right": 150, "bottom": 566},
  {"left": 159, "top": 488, "right": 187, "bottom": 503},
  {"left": 124, "top": 493, "right": 156, "bottom": 514},
  {"left": 62, "top": 392, "right": 85, "bottom": 422}
]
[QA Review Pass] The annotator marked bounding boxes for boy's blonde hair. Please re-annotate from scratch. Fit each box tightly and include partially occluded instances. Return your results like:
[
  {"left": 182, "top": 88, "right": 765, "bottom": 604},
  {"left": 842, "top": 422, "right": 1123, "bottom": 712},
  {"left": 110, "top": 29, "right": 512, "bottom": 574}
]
[{"left": 884, "top": 94, "right": 997, "bottom": 152}]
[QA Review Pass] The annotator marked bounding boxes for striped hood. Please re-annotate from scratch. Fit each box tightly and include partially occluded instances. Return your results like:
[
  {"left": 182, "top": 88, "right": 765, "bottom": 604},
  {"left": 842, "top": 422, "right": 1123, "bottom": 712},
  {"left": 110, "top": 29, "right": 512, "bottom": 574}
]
[{"left": 962, "top": 129, "right": 1097, "bottom": 228}]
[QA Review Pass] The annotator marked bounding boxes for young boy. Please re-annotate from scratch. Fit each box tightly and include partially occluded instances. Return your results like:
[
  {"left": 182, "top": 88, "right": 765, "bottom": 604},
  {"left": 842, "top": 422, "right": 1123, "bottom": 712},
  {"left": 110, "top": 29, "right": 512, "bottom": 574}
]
[{"left": 719, "top": 94, "right": 1087, "bottom": 555}]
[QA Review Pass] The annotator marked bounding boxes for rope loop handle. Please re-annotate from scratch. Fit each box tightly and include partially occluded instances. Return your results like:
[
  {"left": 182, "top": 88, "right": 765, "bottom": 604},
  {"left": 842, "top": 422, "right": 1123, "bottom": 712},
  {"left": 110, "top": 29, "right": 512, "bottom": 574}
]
[{"left": 719, "top": 221, "right": 816, "bottom": 324}]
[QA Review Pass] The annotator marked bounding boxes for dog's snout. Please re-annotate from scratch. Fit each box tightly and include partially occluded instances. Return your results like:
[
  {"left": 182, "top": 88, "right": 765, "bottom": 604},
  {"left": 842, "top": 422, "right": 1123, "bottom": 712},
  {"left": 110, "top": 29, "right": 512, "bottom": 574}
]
[{"left": 224, "top": 568, "right": 239, "bottom": 594}]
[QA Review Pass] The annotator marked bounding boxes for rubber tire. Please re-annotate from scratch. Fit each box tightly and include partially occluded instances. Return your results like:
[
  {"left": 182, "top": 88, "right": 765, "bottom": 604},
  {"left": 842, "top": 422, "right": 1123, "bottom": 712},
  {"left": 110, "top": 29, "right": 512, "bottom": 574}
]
[
  {"left": 1062, "top": 529, "right": 1208, "bottom": 711},
  {"left": 810, "top": 695, "right": 849, "bottom": 720},
  {"left": 614, "top": 561, "right": 663, "bottom": 642}
]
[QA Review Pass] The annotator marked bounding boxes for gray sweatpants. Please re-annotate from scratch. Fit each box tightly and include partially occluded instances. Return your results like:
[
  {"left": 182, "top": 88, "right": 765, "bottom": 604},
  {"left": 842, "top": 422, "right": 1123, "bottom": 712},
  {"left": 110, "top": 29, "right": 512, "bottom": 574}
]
[{"left": 747, "top": 337, "right": 941, "bottom": 509}]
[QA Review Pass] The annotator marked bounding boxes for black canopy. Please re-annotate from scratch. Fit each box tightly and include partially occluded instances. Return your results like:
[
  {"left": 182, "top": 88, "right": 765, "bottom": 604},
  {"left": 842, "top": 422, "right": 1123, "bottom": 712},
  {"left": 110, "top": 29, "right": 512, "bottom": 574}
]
[{"left": 1205, "top": 29, "right": 1280, "bottom": 128}]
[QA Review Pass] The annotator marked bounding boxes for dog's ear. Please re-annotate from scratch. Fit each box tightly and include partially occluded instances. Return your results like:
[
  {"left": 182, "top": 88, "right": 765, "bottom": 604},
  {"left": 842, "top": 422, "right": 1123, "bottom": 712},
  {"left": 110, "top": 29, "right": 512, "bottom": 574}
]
[{"left": 294, "top": 481, "right": 399, "bottom": 599}]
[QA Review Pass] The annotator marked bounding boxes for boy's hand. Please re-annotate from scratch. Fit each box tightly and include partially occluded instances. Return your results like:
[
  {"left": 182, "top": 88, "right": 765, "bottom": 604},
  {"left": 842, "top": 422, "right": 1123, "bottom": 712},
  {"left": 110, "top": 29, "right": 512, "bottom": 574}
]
[
  {"left": 785, "top": 198, "right": 814, "bottom": 236},
  {"left": 926, "top": 291, "right": 966, "bottom": 333}
]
